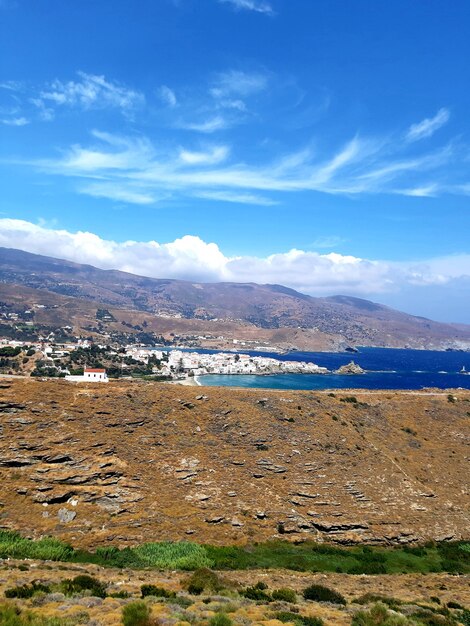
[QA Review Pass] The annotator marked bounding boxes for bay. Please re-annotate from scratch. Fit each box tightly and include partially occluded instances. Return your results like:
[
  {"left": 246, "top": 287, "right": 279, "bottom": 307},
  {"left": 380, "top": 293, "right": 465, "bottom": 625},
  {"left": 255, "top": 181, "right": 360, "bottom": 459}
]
[{"left": 196, "top": 347, "right": 470, "bottom": 390}]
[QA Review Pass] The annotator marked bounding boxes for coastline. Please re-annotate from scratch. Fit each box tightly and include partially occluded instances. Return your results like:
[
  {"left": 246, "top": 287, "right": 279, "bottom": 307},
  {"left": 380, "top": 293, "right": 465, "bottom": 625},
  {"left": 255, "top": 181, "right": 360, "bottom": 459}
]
[{"left": 170, "top": 376, "right": 202, "bottom": 386}]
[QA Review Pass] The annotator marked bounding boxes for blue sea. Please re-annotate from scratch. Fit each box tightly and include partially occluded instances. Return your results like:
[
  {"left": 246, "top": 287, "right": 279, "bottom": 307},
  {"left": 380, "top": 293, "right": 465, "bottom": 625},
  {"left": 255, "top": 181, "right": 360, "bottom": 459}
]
[{"left": 195, "top": 347, "right": 470, "bottom": 390}]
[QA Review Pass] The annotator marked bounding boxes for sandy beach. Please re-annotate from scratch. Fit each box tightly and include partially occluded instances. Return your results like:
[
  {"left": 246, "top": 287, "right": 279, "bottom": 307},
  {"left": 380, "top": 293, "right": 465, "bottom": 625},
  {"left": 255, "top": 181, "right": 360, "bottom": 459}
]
[{"left": 170, "top": 376, "right": 202, "bottom": 386}]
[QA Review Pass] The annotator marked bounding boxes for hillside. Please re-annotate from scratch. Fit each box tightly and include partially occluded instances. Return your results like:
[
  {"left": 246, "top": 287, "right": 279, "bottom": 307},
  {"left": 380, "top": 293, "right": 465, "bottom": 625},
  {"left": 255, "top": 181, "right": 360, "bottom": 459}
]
[
  {"left": 1, "top": 247, "right": 469, "bottom": 350},
  {"left": 0, "top": 378, "right": 468, "bottom": 549}
]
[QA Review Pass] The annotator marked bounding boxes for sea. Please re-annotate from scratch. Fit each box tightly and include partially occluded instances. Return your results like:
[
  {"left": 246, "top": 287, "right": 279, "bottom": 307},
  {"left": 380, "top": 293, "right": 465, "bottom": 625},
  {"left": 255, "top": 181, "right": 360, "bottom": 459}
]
[{"left": 193, "top": 347, "right": 470, "bottom": 390}]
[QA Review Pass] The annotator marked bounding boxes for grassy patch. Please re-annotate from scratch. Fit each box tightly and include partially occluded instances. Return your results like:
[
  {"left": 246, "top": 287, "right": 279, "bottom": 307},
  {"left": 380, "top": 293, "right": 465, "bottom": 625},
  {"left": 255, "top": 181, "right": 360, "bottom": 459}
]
[
  {"left": 275, "top": 612, "right": 324, "bottom": 626},
  {"left": 0, "top": 604, "right": 75, "bottom": 626},
  {"left": 0, "top": 531, "right": 73, "bottom": 561},
  {"left": 122, "top": 601, "right": 153, "bottom": 626},
  {"left": 0, "top": 531, "right": 468, "bottom": 575}
]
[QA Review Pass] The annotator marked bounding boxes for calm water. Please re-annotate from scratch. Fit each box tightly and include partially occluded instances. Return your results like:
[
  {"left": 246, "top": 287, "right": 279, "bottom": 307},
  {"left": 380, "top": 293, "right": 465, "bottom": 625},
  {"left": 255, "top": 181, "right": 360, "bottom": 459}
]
[{"left": 196, "top": 347, "right": 470, "bottom": 390}]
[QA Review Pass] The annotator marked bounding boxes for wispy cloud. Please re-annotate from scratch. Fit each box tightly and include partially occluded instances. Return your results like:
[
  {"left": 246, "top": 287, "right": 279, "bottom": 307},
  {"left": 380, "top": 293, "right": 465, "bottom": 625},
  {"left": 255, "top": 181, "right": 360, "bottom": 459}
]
[
  {"left": 395, "top": 184, "right": 439, "bottom": 197},
  {"left": 158, "top": 85, "right": 178, "bottom": 108},
  {"left": 1, "top": 218, "right": 468, "bottom": 300},
  {"left": 194, "top": 190, "right": 278, "bottom": 205},
  {"left": 179, "top": 116, "right": 230, "bottom": 133},
  {"left": 179, "top": 145, "right": 230, "bottom": 165},
  {"left": 24, "top": 120, "right": 465, "bottom": 205},
  {"left": 79, "top": 183, "right": 157, "bottom": 205},
  {"left": 406, "top": 108, "right": 450, "bottom": 142},
  {"left": 310, "top": 235, "right": 347, "bottom": 249},
  {"left": 31, "top": 71, "right": 144, "bottom": 119},
  {"left": 219, "top": 0, "right": 274, "bottom": 16},
  {"left": 1, "top": 116, "right": 29, "bottom": 126},
  {"left": 210, "top": 70, "right": 268, "bottom": 99}
]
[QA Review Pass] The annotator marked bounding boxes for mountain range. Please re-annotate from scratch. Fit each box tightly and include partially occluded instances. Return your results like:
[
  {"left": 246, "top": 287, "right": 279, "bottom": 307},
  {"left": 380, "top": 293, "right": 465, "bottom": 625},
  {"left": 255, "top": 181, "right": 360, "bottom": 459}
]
[{"left": 1, "top": 246, "right": 469, "bottom": 351}]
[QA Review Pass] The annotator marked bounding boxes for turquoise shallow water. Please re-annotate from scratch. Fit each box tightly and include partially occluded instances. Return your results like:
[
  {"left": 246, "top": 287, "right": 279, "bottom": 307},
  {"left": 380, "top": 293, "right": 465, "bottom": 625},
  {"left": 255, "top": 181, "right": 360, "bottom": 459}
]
[{"left": 196, "top": 347, "right": 470, "bottom": 390}]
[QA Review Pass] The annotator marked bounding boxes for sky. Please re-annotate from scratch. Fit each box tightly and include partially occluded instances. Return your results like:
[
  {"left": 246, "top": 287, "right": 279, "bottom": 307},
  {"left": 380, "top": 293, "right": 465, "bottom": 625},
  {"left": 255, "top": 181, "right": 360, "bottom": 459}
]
[{"left": 0, "top": 0, "right": 469, "bottom": 323}]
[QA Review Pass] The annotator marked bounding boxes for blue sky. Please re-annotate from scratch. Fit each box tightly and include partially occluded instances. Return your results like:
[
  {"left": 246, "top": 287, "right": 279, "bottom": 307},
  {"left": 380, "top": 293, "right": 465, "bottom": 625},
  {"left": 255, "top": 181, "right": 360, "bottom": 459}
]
[{"left": 0, "top": 0, "right": 469, "bottom": 322}]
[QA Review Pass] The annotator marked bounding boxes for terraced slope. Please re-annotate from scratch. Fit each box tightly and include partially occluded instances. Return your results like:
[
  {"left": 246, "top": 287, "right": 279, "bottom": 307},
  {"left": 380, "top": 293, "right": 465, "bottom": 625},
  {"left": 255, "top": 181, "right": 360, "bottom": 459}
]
[{"left": 0, "top": 379, "right": 468, "bottom": 548}]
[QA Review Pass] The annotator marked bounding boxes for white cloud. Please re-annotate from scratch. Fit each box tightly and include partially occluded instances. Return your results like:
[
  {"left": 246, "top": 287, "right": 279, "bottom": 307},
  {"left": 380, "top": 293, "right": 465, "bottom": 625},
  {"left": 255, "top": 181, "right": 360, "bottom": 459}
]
[
  {"left": 210, "top": 70, "right": 268, "bottom": 99},
  {"left": 1, "top": 116, "right": 29, "bottom": 126},
  {"left": 79, "top": 183, "right": 157, "bottom": 205},
  {"left": 406, "top": 108, "right": 450, "bottom": 142},
  {"left": 23, "top": 125, "right": 465, "bottom": 205},
  {"left": 179, "top": 116, "right": 230, "bottom": 133},
  {"left": 194, "top": 190, "right": 278, "bottom": 205},
  {"left": 0, "top": 219, "right": 468, "bottom": 299},
  {"left": 395, "top": 184, "right": 439, "bottom": 197},
  {"left": 158, "top": 85, "right": 178, "bottom": 108},
  {"left": 179, "top": 145, "right": 230, "bottom": 165},
  {"left": 33, "top": 71, "right": 144, "bottom": 117},
  {"left": 219, "top": 0, "right": 274, "bottom": 15},
  {"left": 310, "top": 235, "right": 346, "bottom": 249}
]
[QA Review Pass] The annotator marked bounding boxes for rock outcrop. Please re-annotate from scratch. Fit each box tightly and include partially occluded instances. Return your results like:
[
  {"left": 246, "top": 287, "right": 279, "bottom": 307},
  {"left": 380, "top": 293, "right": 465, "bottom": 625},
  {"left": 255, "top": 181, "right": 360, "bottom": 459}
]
[
  {"left": 334, "top": 361, "right": 365, "bottom": 375},
  {"left": 0, "top": 378, "right": 468, "bottom": 548}
]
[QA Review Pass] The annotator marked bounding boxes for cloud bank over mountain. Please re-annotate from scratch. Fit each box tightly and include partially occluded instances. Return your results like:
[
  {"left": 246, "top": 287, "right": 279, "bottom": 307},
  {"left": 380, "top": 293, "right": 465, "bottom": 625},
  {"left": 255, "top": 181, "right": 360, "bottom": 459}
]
[{"left": 1, "top": 218, "right": 468, "bottom": 322}]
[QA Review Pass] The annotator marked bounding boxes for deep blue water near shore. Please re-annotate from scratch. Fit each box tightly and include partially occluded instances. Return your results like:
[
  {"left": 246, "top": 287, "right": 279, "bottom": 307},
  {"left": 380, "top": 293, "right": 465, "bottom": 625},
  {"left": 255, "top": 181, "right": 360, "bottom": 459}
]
[{"left": 195, "top": 347, "right": 470, "bottom": 390}]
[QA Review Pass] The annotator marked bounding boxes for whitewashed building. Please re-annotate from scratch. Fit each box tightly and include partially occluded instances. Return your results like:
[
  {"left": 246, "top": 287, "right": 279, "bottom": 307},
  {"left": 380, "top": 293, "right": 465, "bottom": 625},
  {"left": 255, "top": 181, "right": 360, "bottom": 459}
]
[{"left": 65, "top": 368, "right": 109, "bottom": 383}]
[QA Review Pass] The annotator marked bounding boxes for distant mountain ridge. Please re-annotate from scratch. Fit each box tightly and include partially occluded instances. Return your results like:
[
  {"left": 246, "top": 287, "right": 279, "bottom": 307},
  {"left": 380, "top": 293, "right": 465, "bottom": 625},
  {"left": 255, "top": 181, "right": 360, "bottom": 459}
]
[{"left": 1, "top": 246, "right": 469, "bottom": 350}]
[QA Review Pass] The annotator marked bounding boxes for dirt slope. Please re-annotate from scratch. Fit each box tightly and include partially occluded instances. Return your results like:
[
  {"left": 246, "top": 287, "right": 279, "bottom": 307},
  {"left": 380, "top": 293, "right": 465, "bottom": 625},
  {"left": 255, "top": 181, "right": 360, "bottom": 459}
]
[
  {"left": 0, "top": 379, "right": 469, "bottom": 549},
  {"left": 2, "top": 246, "right": 469, "bottom": 349}
]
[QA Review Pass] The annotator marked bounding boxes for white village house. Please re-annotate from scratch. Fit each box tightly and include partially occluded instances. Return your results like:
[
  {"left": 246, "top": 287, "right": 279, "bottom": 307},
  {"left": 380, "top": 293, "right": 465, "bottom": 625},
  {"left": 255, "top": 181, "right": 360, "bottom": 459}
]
[{"left": 65, "top": 367, "right": 109, "bottom": 383}]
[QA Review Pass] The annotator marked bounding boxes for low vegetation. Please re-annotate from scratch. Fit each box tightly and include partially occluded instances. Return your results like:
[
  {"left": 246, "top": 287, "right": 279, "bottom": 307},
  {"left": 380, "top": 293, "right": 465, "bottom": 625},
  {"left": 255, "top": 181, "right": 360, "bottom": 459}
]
[
  {"left": 0, "top": 604, "right": 74, "bottom": 625},
  {"left": 275, "top": 612, "right": 324, "bottom": 626},
  {"left": 303, "top": 583, "right": 347, "bottom": 605},
  {"left": 0, "top": 532, "right": 469, "bottom": 574},
  {"left": 0, "top": 563, "right": 468, "bottom": 626},
  {"left": 122, "top": 601, "right": 153, "bottom": 626}
]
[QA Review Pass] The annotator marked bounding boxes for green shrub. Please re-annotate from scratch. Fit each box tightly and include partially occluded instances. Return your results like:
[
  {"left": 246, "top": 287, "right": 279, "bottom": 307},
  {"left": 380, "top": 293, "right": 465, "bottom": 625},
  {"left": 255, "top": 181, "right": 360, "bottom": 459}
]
[
  {"left": 110, "top": 590, "right": 131, "bottom": 599},
  {"left": 122, "top": 601, "right": 152, "bottom": 626},
  {"left": 0, "top": 346, "right": 21, "bottom": 357},
  {"left": 459, "top": 610, "right": 470, "bottom": 626},
  {"left": 340, "top": 396, "right": 357, "bottom": 403},
  {"left": 209, "top": 614, "right": 233, "bottom": 626},
  {"left": 272, "top": 588, "right": 297, "bottom": 603},
  {"left": 354, "top": 594, "right": 401, "bottom": 609},
  {"left": 241, "top": 584, "right": 272, "bottom": 602},
  {"left": 168, "top": 596, "right": 193, "bottom": 608},
  {"left": 185, "top": 568, "right": 223, "bottom": 594},
  {"left": 352, "top": 603, "right": 410, "bottom": 626},
  {"left": 275, "top": 611, "right": 323, "bottom": 626},
  {"left": 348, "top": 562, "right": 387, "bottom": 575},
  {"left": 141, "top": 584, "right": 175, "bottom": 598},
  {"left": 5, "top": 582, "right": 51, "bottom": 599},
  {"left": 60, "top": 574, "right": 106, "bottom": 598},
  {"left": 446, "top": 602, "right": 463, "bottom": 610},
  {"left": 299, "top": 617, "right": 324, "bottom": 626},
  {"left": 0, "top": 603, "right": 73, "bottom": 625},
  {"left": 303, "top": 584, "right": 346, "bottom": 605}
]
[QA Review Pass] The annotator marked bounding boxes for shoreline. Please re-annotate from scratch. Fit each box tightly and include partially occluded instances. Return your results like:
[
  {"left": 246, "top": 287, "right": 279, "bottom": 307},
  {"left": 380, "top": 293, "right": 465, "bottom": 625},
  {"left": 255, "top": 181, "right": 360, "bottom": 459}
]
[{"left": 170, "top": 376, "right": 202, "bottom": 386}]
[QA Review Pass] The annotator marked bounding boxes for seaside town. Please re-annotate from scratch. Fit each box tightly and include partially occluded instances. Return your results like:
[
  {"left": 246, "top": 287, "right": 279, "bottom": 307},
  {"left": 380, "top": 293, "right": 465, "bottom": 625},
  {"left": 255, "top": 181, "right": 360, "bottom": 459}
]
[{"left": 0, "top": 337, "right": 365, "bottom": 382}]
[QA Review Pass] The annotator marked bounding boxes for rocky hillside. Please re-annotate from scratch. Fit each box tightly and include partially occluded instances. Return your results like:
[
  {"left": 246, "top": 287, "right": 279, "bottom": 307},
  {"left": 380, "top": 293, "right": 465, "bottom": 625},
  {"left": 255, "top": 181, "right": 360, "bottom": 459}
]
[
  {"left": 0, "top": 379, "right": 468, "bottom": 549},
  {"left": 1, "top": 246, "right": 469, "bottom": 349}
]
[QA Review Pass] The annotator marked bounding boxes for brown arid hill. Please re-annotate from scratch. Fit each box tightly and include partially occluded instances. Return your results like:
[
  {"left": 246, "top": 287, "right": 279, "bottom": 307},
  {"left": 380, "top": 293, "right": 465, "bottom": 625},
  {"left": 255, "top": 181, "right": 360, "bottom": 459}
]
[
  {"left": 0, "top": 282, "right": 344, "bottom": 352},
  {"left": 0, "top": 378, "right": 469, "bottom": 549},
  {"left": 1, "top": 246, "right": 470, "bottom": 350}
]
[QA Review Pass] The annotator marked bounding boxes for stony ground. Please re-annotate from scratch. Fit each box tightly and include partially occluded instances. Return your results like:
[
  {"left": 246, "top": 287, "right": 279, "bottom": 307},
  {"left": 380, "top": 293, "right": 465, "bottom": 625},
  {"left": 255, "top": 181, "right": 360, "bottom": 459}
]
[
  {"left": 0, "top": 379, "right": 469, "bottom": 548},
  {"left": 0, "top": 558, "right": 469, "bottom": 626}
]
